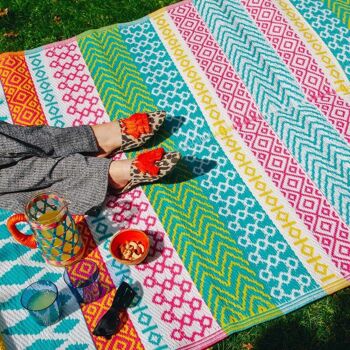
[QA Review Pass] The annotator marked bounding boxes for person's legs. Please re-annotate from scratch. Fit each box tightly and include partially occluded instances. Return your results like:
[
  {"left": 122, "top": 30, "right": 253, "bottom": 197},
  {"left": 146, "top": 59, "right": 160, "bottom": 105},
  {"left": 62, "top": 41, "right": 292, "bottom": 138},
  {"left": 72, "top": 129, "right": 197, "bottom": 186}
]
[
  {"left": 0, "top": 148, "right": 180, "bottom": 214},
  {"left": 0, "top": 153, "right": 114, "bottom": 214},
  {"left": 0, "top": 121, "right": 102, "bottom": 162},
  {"left": 0, "top": 110, "right": 166, "bottom": 163},
  {"left": 90, "top": 121, "right": 122, "bottom": 157},
  {"left": 0, "top": 111, "right": 178, "bottom": 214}
]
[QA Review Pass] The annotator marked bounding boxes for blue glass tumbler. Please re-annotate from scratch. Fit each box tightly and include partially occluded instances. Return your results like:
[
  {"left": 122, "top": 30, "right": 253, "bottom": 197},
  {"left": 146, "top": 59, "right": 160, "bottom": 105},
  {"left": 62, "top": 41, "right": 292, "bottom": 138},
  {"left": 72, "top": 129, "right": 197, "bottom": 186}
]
[
  {"left": 63, "top": 259, "right": 101, "bottom": 304},
  {"left": 20, "top": 280, "right": 60, "bottom": 326}
]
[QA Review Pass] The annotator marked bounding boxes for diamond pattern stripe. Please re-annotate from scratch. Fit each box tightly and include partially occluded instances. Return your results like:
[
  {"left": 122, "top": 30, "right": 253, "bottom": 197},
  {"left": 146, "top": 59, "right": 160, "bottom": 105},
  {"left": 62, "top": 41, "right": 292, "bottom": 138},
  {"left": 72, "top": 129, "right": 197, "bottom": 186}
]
[
  {"left": 73, "top": 218, "right": 145, "bottom": 350},
  {"left": 193, "top": 0, "right": 350, "bottom": 228},
  {"left": 167, "top": 1, "right": 350, "bottom": 276},
  {"left": 241, "top": 0, "right": 350, "bottom": 144},
  {"left": 0, "top": 53, "right": 47, "bottom": 125}
]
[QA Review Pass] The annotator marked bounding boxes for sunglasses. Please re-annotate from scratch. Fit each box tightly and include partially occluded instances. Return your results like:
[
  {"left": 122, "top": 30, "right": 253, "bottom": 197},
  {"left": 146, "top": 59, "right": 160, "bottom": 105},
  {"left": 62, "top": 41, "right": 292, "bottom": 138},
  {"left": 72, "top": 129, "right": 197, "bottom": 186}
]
[{"left": 93, "top": 281, "right": 136, "bottom": 339}]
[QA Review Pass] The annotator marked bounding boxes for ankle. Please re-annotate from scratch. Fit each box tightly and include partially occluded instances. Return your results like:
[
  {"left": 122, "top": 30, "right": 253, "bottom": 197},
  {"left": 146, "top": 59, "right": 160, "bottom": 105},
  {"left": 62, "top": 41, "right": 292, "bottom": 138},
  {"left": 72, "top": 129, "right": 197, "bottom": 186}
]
[
  {"left": 91, "top": 121, "right": 122, "bottom": 155},
  {"left": 108, "top": 159, "right": 132, "bottom": 189}
]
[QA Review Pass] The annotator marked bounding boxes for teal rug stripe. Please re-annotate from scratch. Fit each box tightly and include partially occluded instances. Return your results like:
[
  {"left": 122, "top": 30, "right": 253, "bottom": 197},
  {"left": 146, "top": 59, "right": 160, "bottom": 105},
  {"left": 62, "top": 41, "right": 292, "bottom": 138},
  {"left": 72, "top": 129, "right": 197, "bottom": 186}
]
[
  {"left": 119, "top": 18, "right": 320, "bottom": 311},
  {"left": 78, "top": 23, "right": 279, "bottom": 325},
  {"left": 319, "top": 0, "right": 350, "bottom": 29},
  {"left": 193, "top": 0, "right": 350, "bottom": 226},
  {"left": 290, "top": 0, "right": 350, "bottom": 78}
]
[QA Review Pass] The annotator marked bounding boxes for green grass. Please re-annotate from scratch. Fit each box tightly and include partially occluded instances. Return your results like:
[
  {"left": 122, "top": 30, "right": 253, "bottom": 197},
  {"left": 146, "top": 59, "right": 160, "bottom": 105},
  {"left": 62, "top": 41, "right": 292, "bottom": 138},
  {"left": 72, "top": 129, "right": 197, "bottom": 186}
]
[
  {"left": 1, "top": 1, "right": 350, "bottom": 349},
  {"left": 0, "top": 0, "right": 178, "bottom": 52}
]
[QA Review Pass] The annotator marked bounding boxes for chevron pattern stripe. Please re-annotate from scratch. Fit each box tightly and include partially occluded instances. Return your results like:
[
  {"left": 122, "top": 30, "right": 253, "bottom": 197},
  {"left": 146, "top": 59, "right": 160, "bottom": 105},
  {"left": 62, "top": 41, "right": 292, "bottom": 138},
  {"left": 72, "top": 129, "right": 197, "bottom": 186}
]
[
  {"left": 146, "top": 163, "right": 282, "bottom": 331},
  {"left": 77, "top": 22, "right": 253, "bottom": 336},
  {"left": 0, "top": 53, "right": 47, "bottom": 125},
  {"left": 241, "top": 0, "right": 350, "bottom": 144},
  {"left": 321, "top": 0, "right": 350, "bottom": 28},
  {"left": 288, "top": 0, "right": 350, "bottom": 78},
  {"left": 119, "top": 17, "right": 322, "bottom": 313},
  {"left": 78, "top": 27, "right": 155, "bottom": 120},
  {"left": 193, "top": 0, "right": 350, "bottom": 227},
  {"left": 167, "top": 1, "right": 350, "bottom": 276}
]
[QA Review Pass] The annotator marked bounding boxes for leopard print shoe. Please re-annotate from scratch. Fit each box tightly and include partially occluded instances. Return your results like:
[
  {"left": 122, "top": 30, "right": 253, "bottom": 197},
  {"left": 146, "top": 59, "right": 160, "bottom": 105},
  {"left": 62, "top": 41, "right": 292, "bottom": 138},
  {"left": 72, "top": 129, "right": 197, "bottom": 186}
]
[
  {"left": 118, "top": 111, "right": 166, "bottom": 152},
  {"left": 118, "top": 147, "right": 181, "bottom": 194}
]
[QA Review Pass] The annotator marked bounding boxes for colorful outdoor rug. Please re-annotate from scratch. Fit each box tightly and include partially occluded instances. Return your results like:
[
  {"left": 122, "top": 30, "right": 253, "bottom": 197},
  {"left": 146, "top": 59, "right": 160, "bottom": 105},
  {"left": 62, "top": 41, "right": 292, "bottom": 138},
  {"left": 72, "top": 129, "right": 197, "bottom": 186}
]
[{"left": 1, "top": 0, "right": 350, "bottom": 348}]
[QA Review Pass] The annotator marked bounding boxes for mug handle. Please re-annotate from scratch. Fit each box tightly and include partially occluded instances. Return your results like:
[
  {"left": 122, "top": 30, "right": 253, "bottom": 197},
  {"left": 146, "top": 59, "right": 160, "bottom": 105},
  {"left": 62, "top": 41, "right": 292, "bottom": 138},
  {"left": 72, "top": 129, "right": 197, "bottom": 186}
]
[{"left": 7, "top": 214, "right": 37, "bottom": 249}]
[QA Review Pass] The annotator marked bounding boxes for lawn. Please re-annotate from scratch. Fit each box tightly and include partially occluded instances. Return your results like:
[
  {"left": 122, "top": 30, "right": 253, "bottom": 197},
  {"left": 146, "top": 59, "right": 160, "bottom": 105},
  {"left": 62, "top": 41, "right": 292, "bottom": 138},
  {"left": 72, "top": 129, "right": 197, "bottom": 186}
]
[{"left": 1, "top": 0, "right": 350, "bottom": 349}]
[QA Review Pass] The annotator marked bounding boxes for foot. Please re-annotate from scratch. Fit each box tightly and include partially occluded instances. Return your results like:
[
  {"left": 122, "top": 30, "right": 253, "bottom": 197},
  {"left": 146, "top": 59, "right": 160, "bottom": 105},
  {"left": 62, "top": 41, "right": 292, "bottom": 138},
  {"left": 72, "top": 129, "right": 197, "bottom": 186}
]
[
  {"left": 119, "top": 111, "right": 166, "bottom": 152},
  {"left": 108, "top": 148, "right": 181, "bottom": 193},
  {"left": 91, "top": 111, "right": 166, "bottom": 157}
]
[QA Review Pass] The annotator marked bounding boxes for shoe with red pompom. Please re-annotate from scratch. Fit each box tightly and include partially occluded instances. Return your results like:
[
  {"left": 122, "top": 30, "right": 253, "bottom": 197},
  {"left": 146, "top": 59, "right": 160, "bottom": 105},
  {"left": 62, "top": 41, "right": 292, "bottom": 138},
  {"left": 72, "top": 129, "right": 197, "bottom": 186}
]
[
  {"left": 118, "top": 111, "right": 166, "bottom": 152},
  {"left": 117, "top": 147, "right": 181, "bottom": 194}
]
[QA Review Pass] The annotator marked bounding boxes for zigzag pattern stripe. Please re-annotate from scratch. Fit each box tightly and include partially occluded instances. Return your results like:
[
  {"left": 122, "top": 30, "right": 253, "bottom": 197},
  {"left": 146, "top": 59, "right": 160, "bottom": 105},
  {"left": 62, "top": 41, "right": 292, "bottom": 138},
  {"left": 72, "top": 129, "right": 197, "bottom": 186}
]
[
  {"left": 167, "top": 2, "right": 350, "bottom": 275},
  {"left": 274, "top": 0, "right": 350, "bottom": 99},
  {"left": 146, "top": 161, "right": 281, "bottom": 329},
  {"left": 321, "top": 0, "right": 350, "bottom": 28},
  {"left": 288, "top": 0, "right": 350, "bottom": 78},
  {"left": 79, "top": 23, "right": 283, "bottom": 328},
  {"left": 153, "top": 10, "right": 347, "bottom": 287},
  {"left": 119, "top": 16, "right": 325, "bottom": 316},
  {"left": 78, "top": 27, "right": 155, "bottom": 120},
  {"left": 240, "top": 0, "right": 350, "bottom": 144},
  {"left": 193, "top": 0, "right": 350, "bottom": 225}
]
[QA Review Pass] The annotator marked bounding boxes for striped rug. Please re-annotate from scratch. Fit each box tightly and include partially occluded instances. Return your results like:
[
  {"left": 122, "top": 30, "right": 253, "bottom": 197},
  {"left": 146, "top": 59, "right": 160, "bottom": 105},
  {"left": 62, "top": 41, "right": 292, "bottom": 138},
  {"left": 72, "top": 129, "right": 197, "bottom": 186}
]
[{"left": 0, "top": 0, "right": 350, "bottom": 348}]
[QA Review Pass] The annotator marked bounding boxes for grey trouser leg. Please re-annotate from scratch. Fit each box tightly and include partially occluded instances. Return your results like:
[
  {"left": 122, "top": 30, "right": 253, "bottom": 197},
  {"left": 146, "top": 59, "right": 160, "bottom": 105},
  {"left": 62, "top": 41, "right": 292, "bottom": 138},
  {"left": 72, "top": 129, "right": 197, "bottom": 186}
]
[
  {"left": 0, "top": 121, "right": 100, "bottom": 166},
  {"left": 0, "top": 154, "right": 112, "bottom": 214},
  {"left": 0, "top": 122, "right": 112, "bottom": 214}
]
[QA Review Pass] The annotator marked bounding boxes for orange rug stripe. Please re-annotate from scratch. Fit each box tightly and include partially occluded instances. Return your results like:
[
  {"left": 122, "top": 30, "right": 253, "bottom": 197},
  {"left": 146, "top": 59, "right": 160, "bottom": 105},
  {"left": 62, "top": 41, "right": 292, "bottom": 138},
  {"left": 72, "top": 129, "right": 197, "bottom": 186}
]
[
  {"left": 0, "top": 53, "right": 46, "bottom": 125},
  {"left": 76, "top": 218, "right": 144, "bottom": 350}
]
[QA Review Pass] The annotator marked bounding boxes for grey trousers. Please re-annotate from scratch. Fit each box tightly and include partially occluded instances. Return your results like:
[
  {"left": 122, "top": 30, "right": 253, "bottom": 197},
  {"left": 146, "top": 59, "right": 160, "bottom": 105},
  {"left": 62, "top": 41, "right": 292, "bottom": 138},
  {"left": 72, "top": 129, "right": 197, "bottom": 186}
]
[{"left": 0, "top": 121, "right": 112, "bottom": 214}]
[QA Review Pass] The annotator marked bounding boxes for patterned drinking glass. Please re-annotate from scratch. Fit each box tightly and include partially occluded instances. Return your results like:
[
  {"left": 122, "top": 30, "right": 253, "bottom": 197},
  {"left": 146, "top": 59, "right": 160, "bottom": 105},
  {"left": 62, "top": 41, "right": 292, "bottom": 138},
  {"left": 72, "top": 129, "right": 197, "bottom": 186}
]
[
  {"left": 7, "top": 192, "right": 85, "bottom": 267},
  {"left": 20, "top": 280, "right": 60, "bottom": 326},
  {"left": 63, "top": 260, "right": 101, "bottom": 304}
]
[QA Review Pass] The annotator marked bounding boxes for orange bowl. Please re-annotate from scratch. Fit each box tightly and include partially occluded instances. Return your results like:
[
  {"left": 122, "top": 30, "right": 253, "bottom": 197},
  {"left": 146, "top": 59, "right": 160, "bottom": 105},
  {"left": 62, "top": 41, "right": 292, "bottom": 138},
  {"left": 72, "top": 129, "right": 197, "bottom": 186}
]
[{"left": 109, "top": 229, "right": 150, "bottom": 265}]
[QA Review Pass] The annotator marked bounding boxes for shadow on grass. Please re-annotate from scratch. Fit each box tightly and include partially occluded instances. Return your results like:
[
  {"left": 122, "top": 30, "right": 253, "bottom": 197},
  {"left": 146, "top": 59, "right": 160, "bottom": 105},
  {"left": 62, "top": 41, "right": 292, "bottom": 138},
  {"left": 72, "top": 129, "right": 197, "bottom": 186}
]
[{"left": 214, "top": 288, "right": 350, "bottom": 350}]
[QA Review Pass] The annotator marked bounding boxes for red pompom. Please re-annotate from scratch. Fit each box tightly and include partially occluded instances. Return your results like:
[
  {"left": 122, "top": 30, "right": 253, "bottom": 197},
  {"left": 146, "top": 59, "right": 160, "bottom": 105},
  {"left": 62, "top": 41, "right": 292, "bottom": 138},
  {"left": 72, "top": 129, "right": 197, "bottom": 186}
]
[
  {"left": 135, "top": 148, "right": 165, "bottom": 176},
  {"left": 121, "top": 113, "right": 151, "bottom": 139}
]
